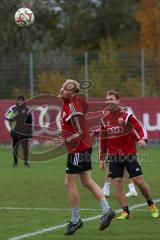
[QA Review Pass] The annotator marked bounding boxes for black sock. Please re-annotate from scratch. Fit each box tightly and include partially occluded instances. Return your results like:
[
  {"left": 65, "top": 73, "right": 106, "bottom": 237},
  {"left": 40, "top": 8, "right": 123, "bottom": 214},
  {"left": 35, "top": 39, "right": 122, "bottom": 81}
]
[
  {"left": 122, "top": 206, "right": 130, "bottom": 214},
  {"left": 147, "top": 199, "right": 154, "bottom": 206}
]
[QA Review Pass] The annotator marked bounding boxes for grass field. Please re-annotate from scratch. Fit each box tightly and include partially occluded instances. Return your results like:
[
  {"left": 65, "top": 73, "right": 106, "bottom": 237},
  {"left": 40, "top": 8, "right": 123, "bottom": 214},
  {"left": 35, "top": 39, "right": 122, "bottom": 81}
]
[{"left": 0, "top": 145, "right": 159, "bottom": 240}]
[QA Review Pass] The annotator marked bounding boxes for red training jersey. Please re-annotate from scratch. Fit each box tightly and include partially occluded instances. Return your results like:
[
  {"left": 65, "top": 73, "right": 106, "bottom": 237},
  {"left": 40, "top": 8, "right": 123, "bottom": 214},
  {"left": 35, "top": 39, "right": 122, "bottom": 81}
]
[
  {"left": 99, "top": 106, "right": 148, "bottom": 160},
  {"left": 60, "top": 95, "right": 92, "bottom": 153}
]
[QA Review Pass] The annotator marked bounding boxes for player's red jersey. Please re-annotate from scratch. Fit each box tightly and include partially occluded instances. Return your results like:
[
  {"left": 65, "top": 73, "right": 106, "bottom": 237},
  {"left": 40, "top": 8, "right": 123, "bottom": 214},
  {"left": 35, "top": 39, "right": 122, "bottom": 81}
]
[
  {"left": 99, "top": 106, "right": 148, "bottom": 160},
  {"left": 60, "top": 95, "right": 92, "bottom": 153}
]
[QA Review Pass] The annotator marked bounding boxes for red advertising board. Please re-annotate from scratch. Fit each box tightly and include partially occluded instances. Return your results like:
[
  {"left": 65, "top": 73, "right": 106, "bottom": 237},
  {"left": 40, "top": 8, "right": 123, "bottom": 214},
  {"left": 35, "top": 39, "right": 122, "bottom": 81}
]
[{"left": 0, "top": 97, "right": 159, "bottom": 143}]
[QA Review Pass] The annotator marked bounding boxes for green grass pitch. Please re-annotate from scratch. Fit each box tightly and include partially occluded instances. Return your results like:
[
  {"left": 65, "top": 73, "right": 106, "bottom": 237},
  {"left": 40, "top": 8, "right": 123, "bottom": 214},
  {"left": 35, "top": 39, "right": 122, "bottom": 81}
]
[{"left": 0, "top": 145, "right": 159, "bottom": 240}]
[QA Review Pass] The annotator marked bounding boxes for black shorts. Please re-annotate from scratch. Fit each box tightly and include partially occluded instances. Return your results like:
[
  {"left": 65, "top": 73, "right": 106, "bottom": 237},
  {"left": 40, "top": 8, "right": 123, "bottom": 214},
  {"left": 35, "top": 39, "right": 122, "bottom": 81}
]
[
  {"left": 11, "top": 130, "right": 31, "bottom": 140},
  {"left": 107, "top": 154, "right": 142, "bottom": 179},
  {"left": 66, "top": 148, "right": 92, "bottom": 174}
]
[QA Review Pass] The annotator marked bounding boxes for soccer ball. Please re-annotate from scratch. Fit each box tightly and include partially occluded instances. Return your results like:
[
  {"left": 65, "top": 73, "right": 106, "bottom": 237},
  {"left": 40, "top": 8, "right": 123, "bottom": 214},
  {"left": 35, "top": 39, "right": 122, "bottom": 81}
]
[{"left": 15, "top": 8, "right": 34, "bottom": 27}]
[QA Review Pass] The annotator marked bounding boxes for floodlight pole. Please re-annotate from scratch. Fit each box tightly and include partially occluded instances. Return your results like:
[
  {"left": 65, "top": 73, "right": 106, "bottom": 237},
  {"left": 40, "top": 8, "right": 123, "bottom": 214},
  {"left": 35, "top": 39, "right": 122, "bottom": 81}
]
[
  {"left": 84, "top": 51, "right": 89, "bottom": 97},
  {"left": 141, "top": 49, "right": 145, "bottom": 98},
  {"left": 29, "top": 52, "right": 34, "bottom": 98}
]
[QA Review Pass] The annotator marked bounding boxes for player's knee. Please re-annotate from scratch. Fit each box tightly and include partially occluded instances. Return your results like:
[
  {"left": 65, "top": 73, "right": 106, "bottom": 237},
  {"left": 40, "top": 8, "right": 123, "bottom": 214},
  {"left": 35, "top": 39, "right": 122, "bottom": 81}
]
[
  {"left": 114, "top": 178, "right": 123, "bottom": 188},
  {"left": 133, "top": 176, "right": 144, "bottom": 188},
  {"left": 135, "top": 179, "right": 144, "bottom": 188},
  {"left": 64, "top": 179, "right": 74, "bottom": 189},
  {"left": 81, "top": 179, "right": 93, "bottom": 188}
]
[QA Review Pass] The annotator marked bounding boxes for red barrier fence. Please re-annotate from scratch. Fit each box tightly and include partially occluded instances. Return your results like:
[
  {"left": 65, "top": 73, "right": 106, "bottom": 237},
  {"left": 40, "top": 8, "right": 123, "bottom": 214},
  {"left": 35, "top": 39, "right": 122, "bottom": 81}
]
[{"left": 1, "top": 97, "right": 159, "bottom": 143}]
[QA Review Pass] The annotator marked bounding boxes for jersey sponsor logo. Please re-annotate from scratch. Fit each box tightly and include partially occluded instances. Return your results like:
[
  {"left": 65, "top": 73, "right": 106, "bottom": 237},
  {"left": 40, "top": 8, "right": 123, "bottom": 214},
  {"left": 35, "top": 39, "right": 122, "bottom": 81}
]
[
  {"left": 118, "top": 117, "right": 123, "bottom": 124},
  {"left": 107, "top": 126, "right": 123, "bottom": 135}
]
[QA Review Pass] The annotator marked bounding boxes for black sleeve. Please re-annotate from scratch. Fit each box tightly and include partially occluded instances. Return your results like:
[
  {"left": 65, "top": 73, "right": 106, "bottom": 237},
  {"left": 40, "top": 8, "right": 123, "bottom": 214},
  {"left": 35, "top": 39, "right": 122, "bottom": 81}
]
[
  {"left": 25, "top": 111, "right": 33, "bottom": 137},
  {"left": 26, "top": 113, "right": 33, "bottom": 125}
]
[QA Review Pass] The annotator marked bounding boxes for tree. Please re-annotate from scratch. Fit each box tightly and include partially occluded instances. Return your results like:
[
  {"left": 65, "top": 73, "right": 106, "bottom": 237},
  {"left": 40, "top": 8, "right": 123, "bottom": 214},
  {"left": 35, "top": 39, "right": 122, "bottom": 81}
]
[
  {"left": 134, "top": 1, "right": 160, "bottom": 96},
  {"left": 79, "top": 38, "right": 142, "bottom": 97},
  {"left": 37, "top": 71, "right": 66, "bottom": 95},
  {"left": 88, "top": 39, "right": 123, "bottom": 96},
  {"left": 0, "top": 0, "right": 59, "bottom": 53},
  {"left": 135, "top": 0, "right": 160, "bottom": 49},
  {"left": 0, "top": 0, "right": 140, "bottom": 53},
  {"left": 53, "top": 0, "right": 99, "bottom": 50},
  {"left": 94, "top": 0, "right": 139, "bottom": 49},
  {"left": 51, "top": 0, "right": 139, "bottom": 50}
]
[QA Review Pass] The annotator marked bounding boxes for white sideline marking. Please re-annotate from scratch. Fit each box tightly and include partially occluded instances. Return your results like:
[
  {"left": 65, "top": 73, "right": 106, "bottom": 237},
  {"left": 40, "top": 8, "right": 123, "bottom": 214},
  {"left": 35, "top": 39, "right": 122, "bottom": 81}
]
[
  {"left": 9, "top": 199, "right": 160, "bottom": 240},
  {"left": 0, "top": 207, "right": 156, "bottom": 212},
  {"left": 0, "top": 207, "right": 100, "bottom": 212}
]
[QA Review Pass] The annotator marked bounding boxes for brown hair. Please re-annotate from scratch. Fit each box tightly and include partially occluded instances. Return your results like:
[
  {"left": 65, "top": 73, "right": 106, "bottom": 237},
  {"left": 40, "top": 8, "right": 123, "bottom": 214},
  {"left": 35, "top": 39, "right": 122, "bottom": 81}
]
[{"left": 107, "top": 89, "right": 120, "bottom": 99}]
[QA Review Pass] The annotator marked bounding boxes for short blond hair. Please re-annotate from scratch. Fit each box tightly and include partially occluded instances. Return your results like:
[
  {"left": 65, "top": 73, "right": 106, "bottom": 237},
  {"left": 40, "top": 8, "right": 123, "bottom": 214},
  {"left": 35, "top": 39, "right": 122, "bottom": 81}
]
[{"left": 64, "top": 79, "right": 80, "bottom": 93}]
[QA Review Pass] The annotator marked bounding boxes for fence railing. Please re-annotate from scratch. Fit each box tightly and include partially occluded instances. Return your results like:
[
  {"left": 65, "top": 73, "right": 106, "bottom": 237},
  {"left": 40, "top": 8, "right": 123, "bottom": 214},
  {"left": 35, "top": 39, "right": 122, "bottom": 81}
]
[{"left": 0, "top": 49, "right": 160, "bottom": 99}]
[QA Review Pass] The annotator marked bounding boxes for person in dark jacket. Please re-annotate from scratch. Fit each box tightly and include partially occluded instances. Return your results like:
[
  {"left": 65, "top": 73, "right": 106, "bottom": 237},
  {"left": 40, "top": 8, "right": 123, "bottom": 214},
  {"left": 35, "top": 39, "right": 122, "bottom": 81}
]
[{"left": 5, "top": 96, "right": 33, "bottom": 167}]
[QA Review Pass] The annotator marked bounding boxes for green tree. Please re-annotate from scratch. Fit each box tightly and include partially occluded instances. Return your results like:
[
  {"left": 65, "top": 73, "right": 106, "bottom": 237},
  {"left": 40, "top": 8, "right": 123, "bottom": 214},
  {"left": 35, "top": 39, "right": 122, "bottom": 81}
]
[
  {"left": 53, "top": 0, "right": 139, "bottom": 50},
  {"left": 88, "top": 39, "right": 123, "bottom": 96},
  {"left": 53, "top": 0, "right": 99, "bottom": 50},
  {"left": 94, "top": 0, "right": 139, "bottom": 48},
  {"left": 37, "top": 71, "right": 66, "bottom": 95},
  {"left": 0, "top": 0, "right": 140, "bottom": 53},
  {"left": 80, "top": 39, "right": 142, "bottom": 97},
  {"left": 0, "top": 0, "right": 59, "bottom": 53}
]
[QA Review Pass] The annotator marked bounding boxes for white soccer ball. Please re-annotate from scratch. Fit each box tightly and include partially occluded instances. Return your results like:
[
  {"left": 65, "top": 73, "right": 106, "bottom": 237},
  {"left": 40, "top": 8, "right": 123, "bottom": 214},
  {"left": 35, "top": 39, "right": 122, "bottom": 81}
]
[{"left": 15, "top": 8, "right": 34, "bottom": 27}]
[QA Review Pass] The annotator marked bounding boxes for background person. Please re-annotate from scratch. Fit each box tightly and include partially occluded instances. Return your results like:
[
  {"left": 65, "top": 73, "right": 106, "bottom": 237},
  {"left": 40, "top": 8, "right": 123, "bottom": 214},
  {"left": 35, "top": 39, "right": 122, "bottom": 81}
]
[
  {"left": 102, "top": 168, "right": 138, "bottom": 197},
  {"left": 5, "top": 96, "right": 33, "bottom": 167}
]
